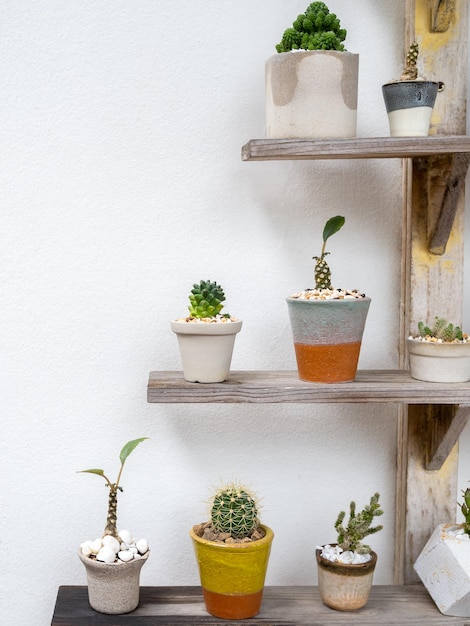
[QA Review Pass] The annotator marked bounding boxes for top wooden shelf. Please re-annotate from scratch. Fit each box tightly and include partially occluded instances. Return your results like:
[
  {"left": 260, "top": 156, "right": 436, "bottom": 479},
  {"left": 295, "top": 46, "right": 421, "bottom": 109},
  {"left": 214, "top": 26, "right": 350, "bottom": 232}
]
[
  {"left": 147, "top": 370, "right": 470, "bottom": 404},
  {"left": 241, "top": 135, "right": 470, "bottom": 161}
]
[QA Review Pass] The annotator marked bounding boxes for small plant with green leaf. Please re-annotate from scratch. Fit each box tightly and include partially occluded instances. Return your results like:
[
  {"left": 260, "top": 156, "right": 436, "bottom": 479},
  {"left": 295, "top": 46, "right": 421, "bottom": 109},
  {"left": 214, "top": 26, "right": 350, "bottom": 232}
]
[
  {"left": 334, "top": 492, "right": 384, "bottom": 555},
  {"left": 187, "top": 280, "right": 230, "bottom": 319},
  {"left": 276, "top": 2, "right": 347, "bottom": 53},
  {"left": 416, "top": 317, "right": 466, "bottom": 343},
  {"left": 459, "top": 487, "right": 470, "bottom": 535},
  {"left": 78, "top": 438, "right": 149, "bottom": 564},
  {"left": 313, "top": 215, "right": 345, "bottom": 289}
]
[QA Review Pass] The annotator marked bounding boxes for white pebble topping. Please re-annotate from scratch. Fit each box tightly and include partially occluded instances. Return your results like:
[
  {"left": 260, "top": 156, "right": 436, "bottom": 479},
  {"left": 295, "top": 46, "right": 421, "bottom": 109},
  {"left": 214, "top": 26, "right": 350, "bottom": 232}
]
[
  {"left": 291, "top": 288, "right": 366, "bottom": 301},
  {"left": 318, "top": 544, "right": 372, "bottom": 564},
  {"left": 80, "top": 529, "right": 149, "bottom": 564}
]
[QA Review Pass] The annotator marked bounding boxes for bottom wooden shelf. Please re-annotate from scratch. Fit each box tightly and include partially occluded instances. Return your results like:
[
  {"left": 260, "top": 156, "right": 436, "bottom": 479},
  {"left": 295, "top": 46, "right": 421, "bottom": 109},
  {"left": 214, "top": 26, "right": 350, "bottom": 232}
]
[{"left": 51, "top": 585, "right": 467, "bottom": 625}]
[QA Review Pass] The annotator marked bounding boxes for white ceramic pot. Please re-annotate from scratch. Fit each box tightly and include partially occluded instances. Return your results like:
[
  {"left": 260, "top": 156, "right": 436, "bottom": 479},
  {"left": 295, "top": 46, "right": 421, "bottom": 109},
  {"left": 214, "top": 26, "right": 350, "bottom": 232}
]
[
  {"left": 415, "top": 524, "right": 470, "bottom": 616},
  {"left": 78, "top": 550, "right": 149, "bottom": 614},
  {"left": 407, "top": 337, "right": 470, "bottom": 383},
  {"left": 171, "top": 319, "right": 242, "bottom": 383},
  {"left": 265, "top": 50, "right": 359, "bottom": 139}
]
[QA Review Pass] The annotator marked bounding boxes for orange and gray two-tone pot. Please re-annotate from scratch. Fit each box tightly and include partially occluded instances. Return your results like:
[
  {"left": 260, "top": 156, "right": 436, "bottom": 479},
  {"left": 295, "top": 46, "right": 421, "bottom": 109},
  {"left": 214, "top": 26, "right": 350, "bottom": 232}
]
[{"left": 190, "top": 524, "right": 274, "bottom": 619}]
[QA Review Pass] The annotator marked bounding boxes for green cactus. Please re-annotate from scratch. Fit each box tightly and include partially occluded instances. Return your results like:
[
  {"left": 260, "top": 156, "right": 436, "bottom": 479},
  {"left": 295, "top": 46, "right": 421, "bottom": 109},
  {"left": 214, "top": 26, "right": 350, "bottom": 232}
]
[
  {"left": 417, "top": 317, "right": 464, "bottom": 342},
  {"left": 400, "top": 42, "right": 419, "bottom": 81},
  {"left": 313, "top": 215, "right": 345, "bottom": 289},
  {"left": 188, "top": 280, "right": 229, "bottom": 319},
  {"left": 334, "top": 492, "right": 384, "bottom": 554},
  {"left": 459, "top": 487, "right": 470, "bottom": 535},
  {"left": 78, "top": 437, "right": 149, "bottom": 539},
  {"left": 276, "top": 2, "right": 347, "bottom": 53},
  {"left": 210, "top": 483, "right": 259, "bottom": 539}
]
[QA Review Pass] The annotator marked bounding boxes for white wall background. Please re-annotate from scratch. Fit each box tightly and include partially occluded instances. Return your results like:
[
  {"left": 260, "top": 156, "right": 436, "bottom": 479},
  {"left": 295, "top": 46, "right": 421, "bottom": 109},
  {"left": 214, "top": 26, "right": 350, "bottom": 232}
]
[{"left": 1, "top": 2, "right": 469, "bottom": 624}]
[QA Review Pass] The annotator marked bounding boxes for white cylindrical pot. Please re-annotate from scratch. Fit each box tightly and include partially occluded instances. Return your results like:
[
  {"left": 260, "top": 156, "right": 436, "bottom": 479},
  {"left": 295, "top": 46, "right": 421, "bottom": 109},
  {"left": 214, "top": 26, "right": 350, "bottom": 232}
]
[
  {"left": 407, "top": 338, "right": 470, "bottom": 383},
  {"left": 171, "top": 320, "right": 242, "bottom": 383},
  {"left": 265, "top": 51, "right": 358, "bottom": 139}
]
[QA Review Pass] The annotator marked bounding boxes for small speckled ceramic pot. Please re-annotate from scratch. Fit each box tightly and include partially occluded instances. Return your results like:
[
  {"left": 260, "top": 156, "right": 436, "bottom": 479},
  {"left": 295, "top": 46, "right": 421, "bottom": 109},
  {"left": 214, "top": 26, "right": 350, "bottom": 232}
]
[
  {"left": 78, "top": 551, "right": 149, "bottom": 614},
  {"left": 316, "top": 546, "right": 377, "bottom": 611},
  {"left": 190, "top": 524, "right": 274, "bottom": 619},
  {"left": 382, "top": 80, "right": 444, "bottom": 137}
]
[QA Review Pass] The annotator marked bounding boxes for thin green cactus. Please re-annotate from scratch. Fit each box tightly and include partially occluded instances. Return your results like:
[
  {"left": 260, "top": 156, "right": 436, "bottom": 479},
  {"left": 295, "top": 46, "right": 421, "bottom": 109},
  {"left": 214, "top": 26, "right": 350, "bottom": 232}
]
[
  {"left": 417, "top": 317, "right": 463, "bottom": 342},
  {"left": 78, "top": 438, "right": 149, "bottom": 539},
  {"left": 210, "top": 483, "right": 259, "bottom": 539},
  {"left": 400, "top": 42, "right": 419, "bottom": 81},
  {"left": 334, "top": 492, "right": 384, "bottom": 554},
  {"left": 313, "top": 215, "right": 345, "bottom": 289},
  {"left": 276, "top": 2, "right": 347, "bottom": 53},
  {"left": 459, "top": 487, "right": 470, "bottom": 535},
  {"left": 188, "top": 280, "right": 229, "bottom": 319}
]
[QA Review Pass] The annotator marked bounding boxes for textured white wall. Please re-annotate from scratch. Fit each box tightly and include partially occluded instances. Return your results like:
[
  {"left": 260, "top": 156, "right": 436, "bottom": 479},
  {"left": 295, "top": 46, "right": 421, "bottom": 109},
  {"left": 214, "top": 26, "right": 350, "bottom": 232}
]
[{"left": 1, "top": 2, "right": 469, "bottom": 624}]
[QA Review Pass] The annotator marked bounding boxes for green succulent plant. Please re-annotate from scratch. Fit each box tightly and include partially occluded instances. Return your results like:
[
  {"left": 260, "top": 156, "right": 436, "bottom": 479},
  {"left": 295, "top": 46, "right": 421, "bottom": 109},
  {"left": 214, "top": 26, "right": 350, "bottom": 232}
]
[
  {"left": 459, "top": 487, "right": 470, "bottom": 535},
  {"left": 313, "top": 215, "right": 345, "bottom": 289},
  {"left": 334, "top": 492, "right": 384, "bottom": 554},
  {"left": 210, "top": 483, "right": 260, "bottom": 539},
  {"left": 417, "top": 317, "right": 464, "bottom": 342},
  {"left": 400, "top": 42, "right": 419, "bottom": 81},
  {"left": 276, "top": 2, "right": 347, "bottom": 53},
  {"left": 78, "top": 437, "right": 149, "bottom": 539},
  {"left": 188, "top": 280, "right": 230, "bottom": 319}
]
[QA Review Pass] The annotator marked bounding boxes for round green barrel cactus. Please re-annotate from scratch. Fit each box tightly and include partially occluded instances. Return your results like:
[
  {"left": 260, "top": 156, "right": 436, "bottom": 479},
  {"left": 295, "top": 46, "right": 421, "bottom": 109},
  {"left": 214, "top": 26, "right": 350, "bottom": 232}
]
[{"left": 210, "top": 484, "right": 259, "bottom": 539}]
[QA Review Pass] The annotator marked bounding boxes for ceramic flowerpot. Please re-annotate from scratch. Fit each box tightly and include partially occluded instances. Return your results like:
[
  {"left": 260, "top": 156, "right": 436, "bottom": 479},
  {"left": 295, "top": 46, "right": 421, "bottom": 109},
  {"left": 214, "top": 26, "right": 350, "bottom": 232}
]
[
  {"left": 190, "top": 524, "right": 274, "bottom": 620},
  {"left": 407, "top": 338, "right": 470, "bottom": 383},
  {"left": 382, "top": 80, "right": 443, "bottom": 137},
  {"left": 171, "top": 319, "right": 242, "bottom": 383},
  {"left": 286, "top": 297, "right": 371, "bottom": 383},
  {"left": 265, "top": 51, "right": 359, "bottom": 139},
  {"left": 414, "top": 524, "right": 470, "bottom": 616},
  {"left": 316, "top": 547, "right": 377, "bottom": 611},
  {"left": 78, "top": 550, "right": 149, "bottom": 614}
]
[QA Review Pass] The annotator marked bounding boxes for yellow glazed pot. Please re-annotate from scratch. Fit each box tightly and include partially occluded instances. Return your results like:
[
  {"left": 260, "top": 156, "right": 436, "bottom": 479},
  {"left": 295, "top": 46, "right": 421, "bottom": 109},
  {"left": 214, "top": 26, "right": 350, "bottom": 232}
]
[{"left": 190, "top": 524, "right": 274, "bottom": 619}]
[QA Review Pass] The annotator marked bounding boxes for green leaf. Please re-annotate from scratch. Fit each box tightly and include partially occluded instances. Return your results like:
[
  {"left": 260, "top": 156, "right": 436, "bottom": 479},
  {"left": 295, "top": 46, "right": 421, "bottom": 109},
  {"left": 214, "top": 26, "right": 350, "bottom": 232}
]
[
  {"left": 323, "top": 215, "right": 345, "bottom": 243},
  {"left": 119, "top": 437, "right": 149, "bottom": 464},
  {"left": 77, "top": 468, "right": 105, "bottom": 476}
]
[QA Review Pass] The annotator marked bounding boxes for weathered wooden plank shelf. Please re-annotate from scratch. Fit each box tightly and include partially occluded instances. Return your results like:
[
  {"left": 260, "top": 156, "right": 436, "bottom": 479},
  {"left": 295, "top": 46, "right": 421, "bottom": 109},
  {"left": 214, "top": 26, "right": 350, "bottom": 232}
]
[
  {"left": 241, "top": 135, "right": 470, "bottom": 161},
  {"left": 147, "top": 370, "right": 470, "bottom": 404},
  {"left": 51, "top": 585, "right": 469, "bottom": 625}
]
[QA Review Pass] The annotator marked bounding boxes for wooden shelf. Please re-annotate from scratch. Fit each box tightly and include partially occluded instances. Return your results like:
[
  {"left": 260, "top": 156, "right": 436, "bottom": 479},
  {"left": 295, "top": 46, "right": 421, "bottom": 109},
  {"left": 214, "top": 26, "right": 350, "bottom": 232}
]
[
  {"left": 241, "top": 135, "right": 470, "bottom": 161},
  {"left": 147, "top": 370, "right": 470, "bottom": 404},
  {"left": 51, "top": 584, "right": 468, "bottom": 625}
]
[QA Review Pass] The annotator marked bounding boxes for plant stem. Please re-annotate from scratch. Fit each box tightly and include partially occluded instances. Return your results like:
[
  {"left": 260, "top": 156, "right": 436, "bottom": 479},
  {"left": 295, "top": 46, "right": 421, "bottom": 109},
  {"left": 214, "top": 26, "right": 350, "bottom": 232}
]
[{"left": 104, "top": 483, "right": 119, "bottom": 539}]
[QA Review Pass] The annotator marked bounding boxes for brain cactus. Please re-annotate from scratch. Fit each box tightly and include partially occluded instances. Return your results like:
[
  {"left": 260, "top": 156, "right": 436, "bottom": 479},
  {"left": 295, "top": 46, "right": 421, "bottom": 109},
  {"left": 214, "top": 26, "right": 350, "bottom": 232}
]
[
  {"left": 313, "top": 215, "right": 345, "bottom": 290},
  {"left": 210, "top": 483, "right": 259, "bottom": 539},
  {"left": 276, "top": 2, "right": 347, "bottom": 53},
  {"left": 188, "top": 280, "right": 227, "bottom": 318}
]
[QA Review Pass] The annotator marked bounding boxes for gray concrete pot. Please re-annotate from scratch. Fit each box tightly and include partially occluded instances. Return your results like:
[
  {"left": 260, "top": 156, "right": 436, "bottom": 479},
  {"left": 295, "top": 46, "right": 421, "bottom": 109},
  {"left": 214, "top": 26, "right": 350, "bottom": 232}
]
[{"left": 78, "top": 550, "right": 149, "bottom": 614}]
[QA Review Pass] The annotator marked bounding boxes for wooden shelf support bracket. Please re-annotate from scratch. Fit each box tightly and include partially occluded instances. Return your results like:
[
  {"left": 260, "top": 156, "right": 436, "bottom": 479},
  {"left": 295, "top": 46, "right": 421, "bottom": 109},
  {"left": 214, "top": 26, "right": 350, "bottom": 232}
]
[
  {"left": 425, "top": 403, "right": 470, "bottom": 470},
  {"left": 432, "top": 0, "right": 456, "bottom": 32}
]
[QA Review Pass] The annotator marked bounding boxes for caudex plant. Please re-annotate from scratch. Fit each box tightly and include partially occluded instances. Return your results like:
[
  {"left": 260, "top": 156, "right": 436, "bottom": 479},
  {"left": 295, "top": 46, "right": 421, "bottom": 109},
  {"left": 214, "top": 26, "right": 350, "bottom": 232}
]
[
  {"left": 187, "top": 280, "right": 231, "bottom": 319},
  {"left": 417, "top": 317, "right": 465, "bottom": 342},
  {"left": 313, "top": 215, "right": 345, "bottom": 289},
  {"left": 335, "top": 492, "right": 384, "bottom": 554},
  {"left": 276, "top": 2, "right": 347, "bottom": 53},
  {"left": 79, "top": 437, "right": 149, "bottom": 540},
  {"left": 459, "top": 487, "right": 470, "bottom": 535}
]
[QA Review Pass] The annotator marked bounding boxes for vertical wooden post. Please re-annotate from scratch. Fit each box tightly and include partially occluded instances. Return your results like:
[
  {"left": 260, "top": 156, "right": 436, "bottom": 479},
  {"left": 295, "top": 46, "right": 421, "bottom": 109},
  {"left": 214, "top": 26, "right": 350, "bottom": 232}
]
[{"left": 397, "top": 0, "right": 468, "bottom": 584}]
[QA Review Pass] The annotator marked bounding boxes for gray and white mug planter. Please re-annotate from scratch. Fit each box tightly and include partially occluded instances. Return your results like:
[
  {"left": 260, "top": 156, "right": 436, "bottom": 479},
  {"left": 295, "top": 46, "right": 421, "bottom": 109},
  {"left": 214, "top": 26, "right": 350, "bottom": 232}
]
[{"left": 382, "top": 80, "right": 444, "bottom": 137}]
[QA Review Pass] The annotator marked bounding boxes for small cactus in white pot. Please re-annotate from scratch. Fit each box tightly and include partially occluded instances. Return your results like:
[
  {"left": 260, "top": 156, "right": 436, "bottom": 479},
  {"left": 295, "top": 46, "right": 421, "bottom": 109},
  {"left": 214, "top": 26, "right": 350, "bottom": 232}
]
[
  {"left": 190, "top": 482, "right": 274, "bottom": 620},
  {"left": 171, "top": 280, "right": 242, "bottom": 383},
  {"left": 77, "top": 438, "right": 149, "bottom": 615},
  {"left": 316, "top": 492, "right": 384, "bottom": 611},
  {"left": 408, "top": 316, "right": 470, "bottom": 382}
]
